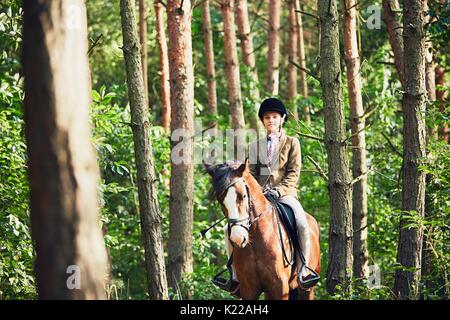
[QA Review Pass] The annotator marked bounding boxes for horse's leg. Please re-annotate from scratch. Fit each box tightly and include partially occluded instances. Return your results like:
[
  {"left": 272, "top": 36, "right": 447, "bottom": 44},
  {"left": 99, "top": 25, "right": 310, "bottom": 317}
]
[
  {"left": 239, "top": 284, "right": 261, "bottom": 300},
  {"left": 264, "top": 279, "right": 290, "bottom": 300},
  {"left": 297, "top": 288, "right": 315, "bottom": 300}
]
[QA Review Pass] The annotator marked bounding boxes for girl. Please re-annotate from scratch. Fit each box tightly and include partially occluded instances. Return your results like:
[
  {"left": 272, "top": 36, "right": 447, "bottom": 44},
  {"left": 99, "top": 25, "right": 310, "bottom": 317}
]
[{"left": 219, "top": 97, "right": 319, "bottom": 296}]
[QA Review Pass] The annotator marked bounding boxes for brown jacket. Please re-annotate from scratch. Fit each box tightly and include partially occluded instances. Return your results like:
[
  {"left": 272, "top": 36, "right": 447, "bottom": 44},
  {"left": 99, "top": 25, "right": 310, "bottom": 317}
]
[{"left": 248, "top": 129, "right": 301, "bottom": 198}]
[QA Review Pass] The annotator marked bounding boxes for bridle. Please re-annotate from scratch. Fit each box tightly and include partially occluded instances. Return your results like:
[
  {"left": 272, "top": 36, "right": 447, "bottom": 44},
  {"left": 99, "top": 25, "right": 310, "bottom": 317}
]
[{"left": 218, "top": 177, "right": 271, "bottom": 240}]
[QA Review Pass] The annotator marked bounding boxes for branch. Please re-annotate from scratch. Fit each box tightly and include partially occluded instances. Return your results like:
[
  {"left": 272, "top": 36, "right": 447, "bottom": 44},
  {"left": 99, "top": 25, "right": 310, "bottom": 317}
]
[
  {"left": 343, "top": 1, "right": 360, "bottom": 14},
  {"left": 296, "top": 131, "right": 324, "bottom": 142},
  {"left": 381, "top": 132, "right": 402, "bottom": 157},
  {"left": 87, "top": 33, "right": 103, "bottom": 57},
  {"left": 294, "top": 9, "right": 320, "bottom": 21},
  {"left": 289, "top": 59, "right": 321, "bottom": 83},
  {"left": 192, "top": 0, "right": 206, "bottom": 9},
  {"left": 343, "top": 121, "right": 372, "bottom": 145},
  {"left": 349, "top": 168, "right": 373, "bottom": 186},
  {"left": 306, "top": 156, "right": 328, "bottom": 182},
  {"left": 353, "top": 224, "right": 368, "bottom": 234},
  {"left": 157, "top": 0, "right": 167, "bottom": 8},
  {"left": 359, "top": 105, "right": 378, "bottom": 121}
]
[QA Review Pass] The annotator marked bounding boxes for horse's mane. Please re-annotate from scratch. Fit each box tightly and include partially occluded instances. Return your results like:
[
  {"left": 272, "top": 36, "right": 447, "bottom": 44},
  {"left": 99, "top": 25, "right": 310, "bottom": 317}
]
[{"left": 208, "top": 162, "right": 242, "bottom": 200}]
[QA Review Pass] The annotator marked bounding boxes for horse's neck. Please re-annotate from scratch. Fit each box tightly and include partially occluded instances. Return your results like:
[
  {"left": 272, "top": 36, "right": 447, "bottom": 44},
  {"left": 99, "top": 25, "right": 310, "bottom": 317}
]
[{"left": 250, "top": 187, "right": 276, "bottom": 241}]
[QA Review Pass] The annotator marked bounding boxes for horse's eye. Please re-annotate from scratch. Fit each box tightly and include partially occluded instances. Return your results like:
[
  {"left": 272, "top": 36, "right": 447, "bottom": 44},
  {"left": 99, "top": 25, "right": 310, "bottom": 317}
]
[{"left": 242, "top": 194, "right": 247, "bottom": 199}]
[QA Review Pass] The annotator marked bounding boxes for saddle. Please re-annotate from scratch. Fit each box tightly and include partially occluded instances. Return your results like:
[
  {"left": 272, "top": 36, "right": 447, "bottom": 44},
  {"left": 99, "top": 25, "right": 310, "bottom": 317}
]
[{"left": 266, "top": 194, "right": 320, "bottom": 290}]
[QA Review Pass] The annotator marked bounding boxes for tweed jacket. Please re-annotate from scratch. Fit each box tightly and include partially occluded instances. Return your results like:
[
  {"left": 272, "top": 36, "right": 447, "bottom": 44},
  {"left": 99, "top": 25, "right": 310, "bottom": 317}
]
[{"left": 248, "top": 129, "right": 301, "bottom": 199}]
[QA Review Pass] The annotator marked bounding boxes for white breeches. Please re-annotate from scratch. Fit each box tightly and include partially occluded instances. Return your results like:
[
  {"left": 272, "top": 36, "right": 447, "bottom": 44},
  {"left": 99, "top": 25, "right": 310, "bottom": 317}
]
[{"left": 279, "top": 195, "right": 310, "bottom": 276}]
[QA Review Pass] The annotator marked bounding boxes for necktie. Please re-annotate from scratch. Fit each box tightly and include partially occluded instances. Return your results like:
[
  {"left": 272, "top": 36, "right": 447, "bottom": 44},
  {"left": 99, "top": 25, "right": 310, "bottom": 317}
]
[{"left": 267, "top": 136, "right": 273, "bottom": 166}]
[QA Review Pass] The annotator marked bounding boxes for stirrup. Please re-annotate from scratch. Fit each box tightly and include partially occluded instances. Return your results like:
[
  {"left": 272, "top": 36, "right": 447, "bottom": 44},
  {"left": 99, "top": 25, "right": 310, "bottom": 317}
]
[
  {"left": 298, "top": 265, "right": 320, "bottom": 290},
  {"left": 212, "top": 272, "right": 240, "bottom": 298}
]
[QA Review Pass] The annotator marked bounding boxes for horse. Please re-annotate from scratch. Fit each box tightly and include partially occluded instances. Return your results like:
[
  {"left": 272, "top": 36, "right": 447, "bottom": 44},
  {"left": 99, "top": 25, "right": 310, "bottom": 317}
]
[{"left": 205, "top": 159, "right": 321, "bottom": 300}]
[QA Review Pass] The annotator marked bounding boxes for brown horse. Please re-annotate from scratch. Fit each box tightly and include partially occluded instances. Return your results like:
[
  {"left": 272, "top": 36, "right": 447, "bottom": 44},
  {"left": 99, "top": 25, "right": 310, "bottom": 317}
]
[{"left": 206, "top": 159, "right": 321, "bottom": 300}]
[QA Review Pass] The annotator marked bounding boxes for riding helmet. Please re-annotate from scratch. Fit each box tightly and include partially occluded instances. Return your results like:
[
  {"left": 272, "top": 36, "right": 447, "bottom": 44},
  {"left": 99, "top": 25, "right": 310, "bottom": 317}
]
[{"left": 258, "top": 97, "right": 288, "bottom": 122}]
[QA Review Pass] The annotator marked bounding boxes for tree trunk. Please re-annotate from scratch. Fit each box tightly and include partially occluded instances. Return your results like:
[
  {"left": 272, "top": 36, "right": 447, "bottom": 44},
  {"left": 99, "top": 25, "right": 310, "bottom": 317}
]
[
  {"left": 421, "top": 0, "right": 436, "bottom": 289},
  {"left": 296, "top": 1, "right": 311, "bottom": 125},
  {"left": 221, "top": 0, "right": 246, "bottom": 130},
  {"left": 382, "top": 0, "right": 405, "bottom": 86},
  {"left": 266, "top": 0, "right": 281, "bottom": 96},
  {"left": 287, "top": 0, "right": 299, "bottom": 120},
  {"left": 424, "top": 0, "right": 436, "bottom": 139},
  {"left": 435, "top": 66, "right": 448, "bottom": 143},
  {"left": 120, "top": 0, "right": 169, "bottom": 300},
  {"left": 23, "top": 0, "right": 109, "bottom": 299},
  {"left": 201, "top": 0, "right": 218, "bottom": 129},
  {"left": 167, "top": 0, "right": 195, "bottom": 291},
  {"left": 235, "top": 0, "right": 264, "bottom": 133},
  {"left": 343, "top": 0, "right": 369, "bottom": 281},
  {"left": 155, "top": 0, "right": 171, "bottom": 130},
  {"left": 318, "top": 0, "right": 354, "bottom": 294},
  {"left": 139, "top": 0, "right": 148, "bottom": 104},
  {"left": 394, "top": 0, "right": 427, "bottom": 300}
]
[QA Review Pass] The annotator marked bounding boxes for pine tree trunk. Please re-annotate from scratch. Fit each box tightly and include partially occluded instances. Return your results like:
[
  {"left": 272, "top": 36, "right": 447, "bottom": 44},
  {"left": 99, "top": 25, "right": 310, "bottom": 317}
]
[
  {"left": 394, "top": 0, "right": 427, "bottom": 300},
  {"left": 23, "top": 0, "right": 109, "bottom": 299},
  {"left": 318, "top": 0, "right": 354, "bottom": 294},
  {"left": 221, "top": 0, "right": 245, "bottom": 129},
  {"left": 343, "top": 0, "right": 369, "bottom": 281},
  {"left": 155, "top": 0, "right": 171, "bottom": 130},
  {"left": 201, "top": 0, "right": 218, "bottom": 128},
  {"left": 287, "top": 0, "right": 299, "bottom": 120},
  {"left": 422, "top": 0, "right": 436, "bottom": 290},
  {"left": 266, "top": 0, "right": 281, "bottom": 96},
  {"left": 424, "top": 0, "right": 436, "bottom": 139},
  {"left": 296, "top": 1, "right": 310, "bottom": 125},
  {"left": 235, "top": 0, "right": 263, "bottom": 133},
  {"left": 435, "top": 66, "right": 448, "bottom": 143},
  {"left": 382, "top": 0, "right": 405, "bottom": 86},
  {"left": 139, "top": 0, "right": 148, "bottom": 104},
  {"left": 167, "top": 0, "right": 195, "bottom": 291},
  {"left": 120, "top": 0, "right": 169, "bottom": 300}
]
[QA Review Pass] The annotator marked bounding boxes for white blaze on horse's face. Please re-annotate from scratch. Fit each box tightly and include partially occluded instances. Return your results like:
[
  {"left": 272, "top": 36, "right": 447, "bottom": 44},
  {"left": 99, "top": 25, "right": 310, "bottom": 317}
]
[{"left": 223, "top": 182, "right": 249, "bottom": 248}]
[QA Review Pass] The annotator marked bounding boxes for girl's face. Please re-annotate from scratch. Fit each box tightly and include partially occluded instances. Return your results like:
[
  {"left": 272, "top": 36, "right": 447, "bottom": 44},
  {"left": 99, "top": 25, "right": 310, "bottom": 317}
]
[{"left": 263, "top": 112, "right": 284, "bottom": 134}]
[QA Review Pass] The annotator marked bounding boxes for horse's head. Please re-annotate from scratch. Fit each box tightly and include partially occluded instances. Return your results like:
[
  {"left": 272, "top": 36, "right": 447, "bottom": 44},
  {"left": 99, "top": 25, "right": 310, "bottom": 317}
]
[{"left": 205, "top": 159, "right": 253, "bottom": 248}]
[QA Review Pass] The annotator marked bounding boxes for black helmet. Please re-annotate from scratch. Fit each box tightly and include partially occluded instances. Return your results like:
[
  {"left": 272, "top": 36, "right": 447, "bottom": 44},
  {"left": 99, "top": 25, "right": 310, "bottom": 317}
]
[{"left": 258, "top": 98, "right": 288, "bottom": 122}]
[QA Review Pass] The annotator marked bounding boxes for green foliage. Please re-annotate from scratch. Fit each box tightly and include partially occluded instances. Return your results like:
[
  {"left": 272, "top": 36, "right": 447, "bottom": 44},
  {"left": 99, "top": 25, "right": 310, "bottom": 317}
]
[
  {"left": 0, "top": 1, "right": 36, "bottom": 299},
  {"left": 0, "top": 0, "right": 448, "bottom": 301}
]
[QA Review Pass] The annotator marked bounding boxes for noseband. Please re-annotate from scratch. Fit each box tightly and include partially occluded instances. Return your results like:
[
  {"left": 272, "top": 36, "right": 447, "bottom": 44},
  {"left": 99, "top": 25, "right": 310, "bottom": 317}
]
[{"left": 219, "top": 177, "right": 268, "bottom": 237}]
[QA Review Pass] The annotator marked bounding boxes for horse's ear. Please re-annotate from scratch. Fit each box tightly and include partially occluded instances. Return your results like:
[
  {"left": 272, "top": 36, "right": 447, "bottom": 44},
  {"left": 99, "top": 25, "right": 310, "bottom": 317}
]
[
  {"left": 204, "top": 161, "right": 215, "bottom": 177},
  {"left": 236, "top": 158, "right": 249, "bottom": 177}
]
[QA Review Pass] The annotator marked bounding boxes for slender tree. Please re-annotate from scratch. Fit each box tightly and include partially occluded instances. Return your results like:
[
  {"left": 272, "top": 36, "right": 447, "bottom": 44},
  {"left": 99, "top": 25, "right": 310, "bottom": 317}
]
[
  {"left": 296, "top": 1, "right": 311, "bottom": 124},
  {"left": 154, "top": 0, "right": 171, "bottom": 130},
  {"left": 266, "top": 0, "right": 281, "bottom": 95},
  {"left": 139, "top": 0, "right": 148, "bottom": 103},
  {"left": 382, "top": 0, "right": 405, "bottom": 86},
  {"left": 318, "top": 0, "right": 354, "bottom": 294},
  {"left": 201, "top": 0, "right": 218, "bottom": 128},
  {"left": 343, "top": 0, "right": 369, "bottom": 281},
  {"left": 23, "top": 0, "right": 109, "bottom": 299},
  {"left": 287, "top": 0, "right": 299, "bottom": 120},
  {"left": 435, "top": 66, "right": 448, "bottom": 143},
  {"left": 167, "top": 0, "right": 195, "bottom": 290},
  {"left": 394, "top": 0, "right": 427, "bottom": 300},
  {"left": 120, "top": 0, "right": 169, "bottom": 299},
  {"left": 235, "top": 0, "right": 263, "bottom": 132},
  {"left": 221, "top": 0, "right": 246, "bottom": 129}
]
